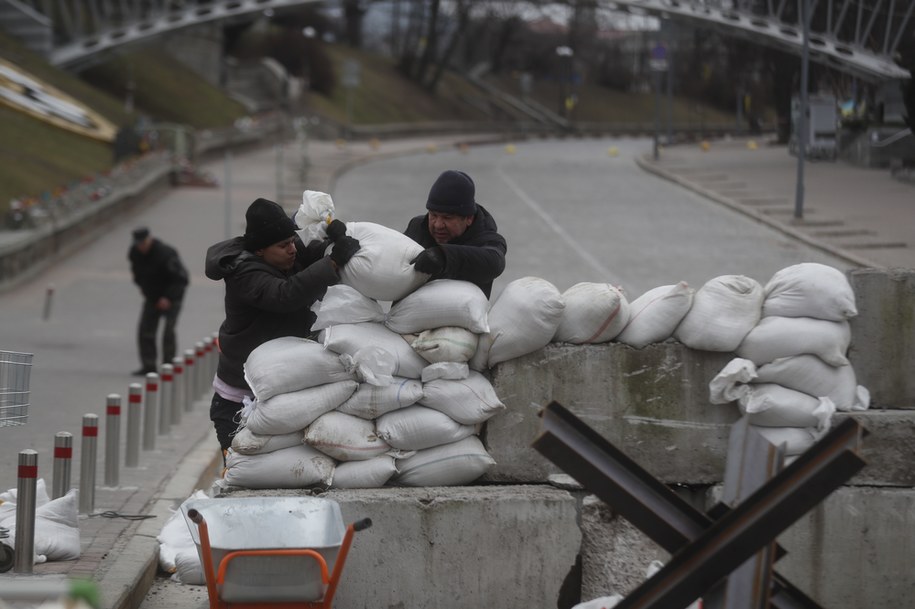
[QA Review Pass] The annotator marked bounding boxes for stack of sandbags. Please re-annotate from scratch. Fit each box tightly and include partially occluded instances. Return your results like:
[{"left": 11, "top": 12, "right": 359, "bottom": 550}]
[
  {"left": 223, "top": 279, "right": 503, "bottom": 490},
  {"left": 709, "top": 263, "right": 869, "bottom": 457}
]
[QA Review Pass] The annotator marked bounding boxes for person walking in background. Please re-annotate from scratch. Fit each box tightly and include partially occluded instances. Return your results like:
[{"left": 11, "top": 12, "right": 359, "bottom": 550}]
[
  {"left": 405, "top": 169, "right": 507, "bottom": 298},
  {"left": 128, "top": 227, "right": 189, "bottom": 376},
  {"left": 204, "top": 198, "right": 360, "bottom": 456}
]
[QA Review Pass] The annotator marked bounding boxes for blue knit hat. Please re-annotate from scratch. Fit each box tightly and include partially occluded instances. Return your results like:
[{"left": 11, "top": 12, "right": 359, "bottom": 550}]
[{"left": 426, "top": 170, "right": 477, "bottom": 217}]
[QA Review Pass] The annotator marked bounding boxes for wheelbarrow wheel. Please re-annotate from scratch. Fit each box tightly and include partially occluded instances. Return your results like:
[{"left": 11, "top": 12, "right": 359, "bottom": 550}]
[{"left": 0, "top": 543, "right": 14, "bottom": 573}]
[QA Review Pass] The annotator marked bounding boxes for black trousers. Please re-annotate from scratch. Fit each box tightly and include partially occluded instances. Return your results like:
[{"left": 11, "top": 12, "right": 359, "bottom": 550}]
[
  {"left": 137, "top": 299, "right": 181, "bottom": 370},
  {"left": 210, "top": 392, "right": 243, "bottom": 453}
]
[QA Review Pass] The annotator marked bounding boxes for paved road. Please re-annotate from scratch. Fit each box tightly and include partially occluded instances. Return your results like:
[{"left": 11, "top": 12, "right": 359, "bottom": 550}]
[{"left": 332, "top": 137, "right": 854, "bottom": 300}]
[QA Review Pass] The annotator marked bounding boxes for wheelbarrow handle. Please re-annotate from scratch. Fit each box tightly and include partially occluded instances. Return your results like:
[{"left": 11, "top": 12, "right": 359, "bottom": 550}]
[
  {"left": 354, "top": 518, "right": 372, "bottom": 532},
  {"left": 187, "top": 508, "right": 203, "bottom": 524}
]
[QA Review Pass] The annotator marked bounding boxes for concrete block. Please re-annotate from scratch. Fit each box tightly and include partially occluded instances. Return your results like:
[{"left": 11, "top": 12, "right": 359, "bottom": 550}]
[
  {"left": 848, "top": 268, "right": 915, "bottom": 409},
  {"left": 485, "top": 343, "right": 738, "bottom": 484},
  {"left": 835, "top": 410, "right": 915, "bottom": 486},
  {"left": 225, "top": 485, "right": 581, "bottom": 609},
  {"left": 774, "top": 486, "right": 915, "bottom": 609}
]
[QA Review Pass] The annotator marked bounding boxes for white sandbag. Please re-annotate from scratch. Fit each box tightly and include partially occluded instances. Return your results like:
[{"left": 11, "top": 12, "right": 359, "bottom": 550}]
[
  {"left": 751, "top": 424, "right": 821, "bottom": 456},
  {"left": 158, "top": 490, "right": 207, "bottom": 575},
  {"left": 173, "top": 550, "right": 206, "bottom": 585},
  {"left": 294, "top": 189, "right": 336, "bottom": 243},
  {"left": 223, "top": 444, "right": 335, "bottom": 489},
  {"left": 708, "top": 358, "right": 758, "bottom": 404},
  {"left": 755, "top": 355, "right": 870, "bottom": 411},
  {"left": 674, "top": 275, "right": 763, "bottom": 352},
  {"left": 330, "top": 456, "right": 398, "bottom": 489},
  {"left": 737, "top": 316, "right": 851, "bottom": 367},
  {"left": 574, "top": 596, "right": 624, "bottom": 609},
  {"left": 349, "top": 345, "right": 396, "bottom": 386},
  {"left": 762, "top": 262, "right": 857, "bottom": 321},
  {"left": 335, "top": 221, "right": 428, "bottom": 301},
  {"left": 393, "top": 436, "right": 496, "bottom": 486},
  {"left": 616, "top": 282, "right": 694, "bottom": 349},
  {"left": 321, "top": 322, "right": 428, "bottom": 379},
  {"left": 4, "top": 489, "right": 81, "bottom": 563},
  {"left": 410, "top": 326, "right": 479, "bottom": 363},
  {"left": 385, "top": 279, "right": 489, "bottom": 334},
  {"left": 304, "top": 411, "right": 390, "bottom": 461},
  {"left": 336, "top": 378, "right": 424, "bottom": 419},
  {"left": 484, "top": 276, "right": 565, "bottom": 367},
  {"left": 553, "top": 282, "right": 630, "bottom": 344},
  {"left": 0, "top": 478, "right": 50, "bottom": 507},
  {"left": 376, "top": 405, "right": 477, "bottom": 450},
  {"left": 420, "top": 370, "right": 506, "bottom": 425},
  {"left": 421, "top": 362, "right": 469, "bottom": 382},
  {"left": 241, "top": 380, "right": 359, "bottom": 436},
  {"left": 312, "top": 284, "right": 386, "bottom": 331},
  {"left": 243, "top": 337, "right": 355, "bottom": 401},
  {"left": 738, "top": 384, "right": 836, "bottom": 430},
  {"left": 230, "top": 428, "right": 304, "bottom": 455}
]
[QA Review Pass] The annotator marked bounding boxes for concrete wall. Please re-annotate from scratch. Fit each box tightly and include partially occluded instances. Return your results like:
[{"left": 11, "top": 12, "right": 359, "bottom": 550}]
[{"left": 215, "top": 268, "right": 914, "bottom": 609}]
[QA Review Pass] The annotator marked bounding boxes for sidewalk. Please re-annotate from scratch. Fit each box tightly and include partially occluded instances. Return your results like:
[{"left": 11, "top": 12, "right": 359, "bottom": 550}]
[
  {"left": 1, "top": 132, "right": 911, "bottom": 609},
  {"left": 638, "top": 136, "right": 915, "bottom": 270}
]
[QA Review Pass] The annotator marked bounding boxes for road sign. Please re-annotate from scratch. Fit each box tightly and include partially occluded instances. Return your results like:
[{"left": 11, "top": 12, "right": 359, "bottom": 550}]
[{"left": 650, "top": 44, "right": 668, "bottom": 71}]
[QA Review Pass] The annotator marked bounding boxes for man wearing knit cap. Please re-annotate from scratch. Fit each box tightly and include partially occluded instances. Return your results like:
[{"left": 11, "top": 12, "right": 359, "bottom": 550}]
[
  {"left": 404, "top": 169, "right": 507, "bottom": 298},
  {"left": 204, "top": 197, "right": 360, "bottom": 455}
]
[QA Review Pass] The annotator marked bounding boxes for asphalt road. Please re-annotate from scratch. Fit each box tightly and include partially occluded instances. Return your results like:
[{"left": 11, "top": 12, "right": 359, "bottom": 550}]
[{"left": 0, "top": 136, "right": 855, "bottom": 497}]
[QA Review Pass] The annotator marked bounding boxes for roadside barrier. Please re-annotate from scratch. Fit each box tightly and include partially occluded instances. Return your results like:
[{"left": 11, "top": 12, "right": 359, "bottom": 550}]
[
  {"left": 52, "top": 432, "right": 72, "bottom": 500},
  {"left": 104, "top": 394, "right": 121, "bottom": 487},
  {"left": 143, "top": 373, "right": 158, "bottom": 451},
  {"left": 79, "top": 414, "right": 98, "bottom": 514},
  {"left": 13, "top": 450, "right": 37, "bottom": 574},
  {"left": 4, "top": 334, "right": 219, "bottom": 571}
]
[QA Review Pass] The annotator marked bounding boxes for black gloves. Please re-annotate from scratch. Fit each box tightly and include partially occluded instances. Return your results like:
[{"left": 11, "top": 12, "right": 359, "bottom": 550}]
[
  {"left": 330, "top": 236, "right": 360, "bottom": 267},
  {"left": 326, "top": 219, "right": 347, "bottom": 242},
  {"left": 411, "top": 247, "right": 445, "bottom": 275}
]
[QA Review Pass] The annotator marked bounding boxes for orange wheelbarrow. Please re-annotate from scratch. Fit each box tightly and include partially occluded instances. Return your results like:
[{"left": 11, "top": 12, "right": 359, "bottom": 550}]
[{"left": 183, "top": 496, "right": 371, "bottom": 609}]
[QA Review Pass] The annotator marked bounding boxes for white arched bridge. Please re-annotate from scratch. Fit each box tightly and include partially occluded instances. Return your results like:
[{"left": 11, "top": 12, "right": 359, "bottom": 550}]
[{"left": 0, "top": 0, "right": 911, "bottom": 81}]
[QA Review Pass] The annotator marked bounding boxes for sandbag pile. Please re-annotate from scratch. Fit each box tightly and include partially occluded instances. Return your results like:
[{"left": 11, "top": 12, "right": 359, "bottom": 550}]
[
  {"left": 220, "top": 194, "right": 505, "bottom": 490},
  {"left": 0, "top": 479, "right": 80, "bottom": 565},
  {"left": 708, "top": 263, "right": 869, "bottom": 456}
]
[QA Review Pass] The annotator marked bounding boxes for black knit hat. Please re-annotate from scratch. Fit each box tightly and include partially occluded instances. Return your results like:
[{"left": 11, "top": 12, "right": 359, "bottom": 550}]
[
  {"left": 243, "top": 198, "right": 297, "bottom": 251},
  {"left": 132, "top": 227, "right": 150, "bottom": 243},
  {"left": 426, "top": 170, "right": 477, "bottom": 217}
]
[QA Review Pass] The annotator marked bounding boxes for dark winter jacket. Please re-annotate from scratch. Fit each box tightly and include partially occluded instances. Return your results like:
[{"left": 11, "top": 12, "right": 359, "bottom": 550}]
[
  {"left": 404, "top": 204, "right": 507, "bottom": 298},
  {"left": 128, "top": 239, "right": 188, "bottom": 303},
  {"left": 204, "top": 235, "right": 338, "bottom": 391}
]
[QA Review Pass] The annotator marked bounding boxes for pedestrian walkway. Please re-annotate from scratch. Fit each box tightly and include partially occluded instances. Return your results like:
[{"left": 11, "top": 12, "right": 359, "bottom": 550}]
[
  {"left": 638, "top": 136, "right": 915, "bottom": 270},
  {"left": 1, "top": 131, "right": 911, "bottom": 609}
]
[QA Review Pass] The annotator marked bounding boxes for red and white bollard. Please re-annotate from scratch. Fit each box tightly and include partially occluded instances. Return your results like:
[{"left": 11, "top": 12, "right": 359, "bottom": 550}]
[
  {"left": 171, "top": 356, "right": 184, "bottom": 425},
  {"left": 104, "top": 395, "right": 121, "bottom": 487},
  {"left": 14, "top": 449, "right": 38, "bottom": 573},
  {"left": 52, "top": 431, "right": 73, "bottom": 499},
  {"left": 195, "top": 341, "right": 206, "bottom": 399},
  {"left": 79, "top": 414, "right": 98, "bottom": 514},
  {"left": 183, "top": 349, "right": 195, "bottom": 411},
  {"left": 126, "top": 383, "right": 142, "bottom": 467},
  {"left": 159, "top": 363, "right": 173, "bottom": 433},
  {"left": 144, "top": 372, "right": 158, "bottom": 450}
]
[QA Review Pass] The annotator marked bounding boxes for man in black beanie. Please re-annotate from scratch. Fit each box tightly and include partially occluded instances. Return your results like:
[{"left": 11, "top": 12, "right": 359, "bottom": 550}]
[
  {"left": 204, "top": 197, "right": 360, "bottom": 455},
  {"left": 404, "top": 169, "right": 507, "bottom": 298},
  {"left": 128, "top": 227, "right": 188, "bottom": 376}
]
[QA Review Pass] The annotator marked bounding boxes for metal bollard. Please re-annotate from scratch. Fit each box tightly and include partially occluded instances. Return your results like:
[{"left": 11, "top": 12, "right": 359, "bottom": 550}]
[
  {"left": 51, "top": 432, "right": 73, "bottom": 499},
  {"left": 14, "top": 450, "right": 38, "bottom": 573},
  {"left": 171, "top": 356, "right": 184, "bottom": 425},
  {"left": 143, "top": 372, "right": 158, "bottom": 450},
  {"left": 195, "top": 341, "right": 206, "bottom": 399},
  {"left": 158, "top": 363, "right": 173, "bottom": 433},
  {"left": 126, "top": 383, "right": 142, "bottom": 467},
  {"left": 104, "top": 395, "right": 121, "bottom": 487},
  {"left": 203, "top": 336, "right": 215, "bottom": 383},
  {"left": 79, "top": 414, "right": 98, "bottom": 514},
  {"left": 183, "top": 349, "right": 195, "bottom": 411}
]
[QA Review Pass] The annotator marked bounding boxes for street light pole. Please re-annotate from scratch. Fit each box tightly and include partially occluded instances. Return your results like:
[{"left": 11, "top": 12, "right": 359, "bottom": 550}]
[{"left": 794, "top": 0, "right": 811, "bottom": 220}]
